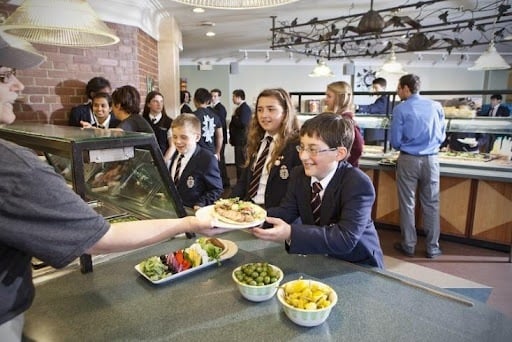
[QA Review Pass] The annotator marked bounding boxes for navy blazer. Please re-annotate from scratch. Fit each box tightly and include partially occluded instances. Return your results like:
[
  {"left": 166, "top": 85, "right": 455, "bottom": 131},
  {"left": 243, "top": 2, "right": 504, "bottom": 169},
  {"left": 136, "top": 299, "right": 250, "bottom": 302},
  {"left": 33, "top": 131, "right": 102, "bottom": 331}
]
[
  {"left": 68, "top": 103, "right": 120, "bottom": 128},
  {"left": 143, "top": 114, "right": 172, "bottom": 153},
  {"left": 267, "top": 162, "right": 384, "bottom": 268},
  {"left": 229, "top": 102, "right": 252, "bottom": 146},
  {"left": 170, "top": 146, "right": 223, "bottom": 208},
  {"left": 230, "top": 138, "right": 301, "bottom": 208},
  {"left": 358, "top": 95, "right": 390, "bottom": 115},
  {"left": 479, "top": 104, "right": 510, "bottom": 117}
]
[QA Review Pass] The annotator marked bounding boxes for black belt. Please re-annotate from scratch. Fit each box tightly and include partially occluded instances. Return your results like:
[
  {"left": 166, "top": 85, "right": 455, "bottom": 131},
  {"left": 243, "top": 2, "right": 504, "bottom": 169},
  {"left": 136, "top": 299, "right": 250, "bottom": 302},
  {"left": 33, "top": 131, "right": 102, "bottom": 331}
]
[{"left": 400, "top": 151, "right": 438, "bottom": 156}]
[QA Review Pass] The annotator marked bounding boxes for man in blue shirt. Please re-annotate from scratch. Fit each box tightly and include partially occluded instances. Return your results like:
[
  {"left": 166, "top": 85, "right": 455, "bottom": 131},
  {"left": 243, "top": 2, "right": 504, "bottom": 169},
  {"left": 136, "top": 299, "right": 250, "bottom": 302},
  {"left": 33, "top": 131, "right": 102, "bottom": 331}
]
[{"left": 390, "top": 74, "right": 446, "bottom": 259}]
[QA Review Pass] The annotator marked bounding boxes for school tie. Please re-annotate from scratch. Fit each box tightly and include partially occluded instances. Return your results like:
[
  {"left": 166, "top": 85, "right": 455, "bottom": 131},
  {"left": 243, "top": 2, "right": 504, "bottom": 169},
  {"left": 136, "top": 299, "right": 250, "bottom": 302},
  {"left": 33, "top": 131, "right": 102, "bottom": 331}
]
[
  {"left": 173, "top": 154, "right": 184, "bottom": 184},
  {"left": 311, "top": 181, "right": 323, "bottom": 225},
  {"left": 248, "top": 136, "right": 273, "bottom": 199}
]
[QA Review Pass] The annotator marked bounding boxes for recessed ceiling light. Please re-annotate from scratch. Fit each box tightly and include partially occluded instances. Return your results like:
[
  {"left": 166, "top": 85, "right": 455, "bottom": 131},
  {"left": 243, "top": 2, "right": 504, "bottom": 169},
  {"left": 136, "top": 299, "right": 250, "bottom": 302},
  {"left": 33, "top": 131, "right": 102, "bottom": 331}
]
[
  {"left": 206, "top": 31, "right": 216, "bottom": 37},
  {"left": 193, "top": 7, "right": 205, "bottom": 13}
]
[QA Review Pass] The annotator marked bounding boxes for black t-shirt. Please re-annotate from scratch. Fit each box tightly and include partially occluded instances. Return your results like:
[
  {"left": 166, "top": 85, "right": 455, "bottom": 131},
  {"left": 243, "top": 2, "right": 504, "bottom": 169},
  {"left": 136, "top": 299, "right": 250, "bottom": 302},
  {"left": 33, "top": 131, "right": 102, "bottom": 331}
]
[
  {"left": 117, "top": 114, "right": 154, "bottom": 133},
  {"left": 193, "top": 107, "right": 221, "bottom": 153}
]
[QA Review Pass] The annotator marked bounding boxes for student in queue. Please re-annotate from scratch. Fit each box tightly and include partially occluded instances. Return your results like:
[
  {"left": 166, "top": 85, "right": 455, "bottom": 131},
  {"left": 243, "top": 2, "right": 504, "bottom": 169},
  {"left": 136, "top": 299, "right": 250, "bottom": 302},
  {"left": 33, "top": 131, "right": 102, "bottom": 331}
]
[
  {"left": 79, "top": 92, "right": 120, "bottom": 129},
  {"left": 0, "top": 32, "right": 222, "bottom": 342},
  {"left": 142, "top": 91, "right": 173, "bottom": 153},
  {"left": 252, "top": 113, "right": 384, "bottom": 268},
  {"left": 69, "top": 76, "right": 112, "bottom": 127},
  {"left": 230, "top": 88, "right": 301, "bottom": 208},
  {"left": 111, "top": 85, "right": 154, "bottom": 133},
  {"left": 324, "top": 81, "right": 364, "bottom": 167},
  {"left": 169, "top": 114, "right": 223, "bottom": 211}
]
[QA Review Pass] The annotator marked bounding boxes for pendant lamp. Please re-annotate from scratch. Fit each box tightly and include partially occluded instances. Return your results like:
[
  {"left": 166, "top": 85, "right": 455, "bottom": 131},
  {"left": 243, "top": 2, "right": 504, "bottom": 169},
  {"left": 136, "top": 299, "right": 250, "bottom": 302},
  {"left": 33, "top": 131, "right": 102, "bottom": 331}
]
[
  {"left": 380, "top": 48, "right": 406, "bottom": 74},
  {"left": 467, "top": 40, "right": 510, "bottom": 71},
  {"left": 171, "top": 0, "right": 299, "bottom": 9},
  {"left": 309, "top": 59, "right": 334, "bottom": 77},
  {"left": 1, "top": 0, "right": 119, "bottom": 47}
]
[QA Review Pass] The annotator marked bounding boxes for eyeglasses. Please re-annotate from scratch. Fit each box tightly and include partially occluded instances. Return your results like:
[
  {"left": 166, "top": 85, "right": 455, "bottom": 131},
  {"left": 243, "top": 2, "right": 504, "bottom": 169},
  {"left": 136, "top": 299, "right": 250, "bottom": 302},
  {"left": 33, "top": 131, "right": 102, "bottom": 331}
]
[
  {"left": 0, "top": 69, "right": 17, "bottom": 84},
  {"left": 295, "top": 145, "right": 337, "bottom": 156}
]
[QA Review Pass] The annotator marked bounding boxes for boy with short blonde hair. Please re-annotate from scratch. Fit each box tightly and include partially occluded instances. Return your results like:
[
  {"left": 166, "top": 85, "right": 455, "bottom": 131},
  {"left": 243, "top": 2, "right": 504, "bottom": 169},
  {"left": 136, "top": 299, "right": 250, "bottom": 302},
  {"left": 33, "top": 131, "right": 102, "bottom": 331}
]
[{"left": 170, "top": 114, "right": 223, "bottom": 211}]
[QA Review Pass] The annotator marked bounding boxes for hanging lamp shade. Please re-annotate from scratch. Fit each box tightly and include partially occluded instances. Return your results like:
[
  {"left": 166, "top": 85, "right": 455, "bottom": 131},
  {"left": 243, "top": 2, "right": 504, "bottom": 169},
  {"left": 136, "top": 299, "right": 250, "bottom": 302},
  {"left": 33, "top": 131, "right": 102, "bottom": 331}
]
[
  {"left": 380, "top": 49, "right": 406, "bottom": 74},
  {"left": 0, "top": 31, "right": 46, "bottom": 69},
  {"left": 467, "top": 41, "right": 510, "bottom": 71},
  {"left": 1, "top": 0, "right": 119, "bottom": 47},
  {"left": 309, "top": 59, "right": 334, "bottom": 77},
  {"left": 171, "top": 0, "right": 299, "bottom": 9}
]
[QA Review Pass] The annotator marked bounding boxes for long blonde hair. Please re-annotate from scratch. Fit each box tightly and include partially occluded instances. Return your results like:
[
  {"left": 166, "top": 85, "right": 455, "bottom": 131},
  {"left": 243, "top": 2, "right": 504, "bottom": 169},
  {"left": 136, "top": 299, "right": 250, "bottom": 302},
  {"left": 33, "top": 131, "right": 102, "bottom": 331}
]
[
  {"left": 326, "top": 81, "right": 354, "bottom": 114},
  {"left": 244, "top": 88, "right": 299, "bottom": 171}
]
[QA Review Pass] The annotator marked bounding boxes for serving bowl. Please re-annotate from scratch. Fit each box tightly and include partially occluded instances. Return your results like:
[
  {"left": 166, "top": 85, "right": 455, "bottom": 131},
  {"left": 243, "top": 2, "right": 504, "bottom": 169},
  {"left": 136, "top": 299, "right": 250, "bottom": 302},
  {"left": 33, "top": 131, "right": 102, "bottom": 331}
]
[
  {"left": 232, "top": 263, "right": 283, "bottom": 302},
  {"left": 277, "top": 279, "right": 338, "bottom": 327}
]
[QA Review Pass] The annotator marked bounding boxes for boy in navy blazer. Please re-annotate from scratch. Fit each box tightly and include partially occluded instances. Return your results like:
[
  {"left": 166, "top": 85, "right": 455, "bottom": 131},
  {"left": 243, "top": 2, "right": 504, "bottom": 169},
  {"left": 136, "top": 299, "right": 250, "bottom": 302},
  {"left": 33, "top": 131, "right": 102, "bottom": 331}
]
[
  {"left": 252, "top": 113, "right": 384, "bottom": 268},
  {"left": 169, "top": 114, "right": 223, "bottom": 211}
]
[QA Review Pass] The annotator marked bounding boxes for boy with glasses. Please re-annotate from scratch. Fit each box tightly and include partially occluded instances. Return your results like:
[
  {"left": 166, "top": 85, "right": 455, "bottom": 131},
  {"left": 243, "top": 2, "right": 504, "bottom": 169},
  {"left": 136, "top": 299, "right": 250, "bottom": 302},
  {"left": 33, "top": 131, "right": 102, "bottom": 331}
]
[{"left": 252, "top": 113, "right": 384, "bottom": 268}]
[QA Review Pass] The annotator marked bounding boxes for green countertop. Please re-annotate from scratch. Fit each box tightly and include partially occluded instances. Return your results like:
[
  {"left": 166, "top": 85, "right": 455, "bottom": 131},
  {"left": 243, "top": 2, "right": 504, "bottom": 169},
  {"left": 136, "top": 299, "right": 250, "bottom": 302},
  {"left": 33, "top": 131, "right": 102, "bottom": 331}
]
[{"left": 24, "top": 230, "right": 512, "bottom": 341}]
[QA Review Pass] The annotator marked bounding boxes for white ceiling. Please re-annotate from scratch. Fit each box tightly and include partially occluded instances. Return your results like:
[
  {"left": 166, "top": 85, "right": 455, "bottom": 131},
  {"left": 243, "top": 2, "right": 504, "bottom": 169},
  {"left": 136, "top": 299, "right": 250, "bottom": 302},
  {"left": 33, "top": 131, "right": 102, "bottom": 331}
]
[
  {"left": 154, "top": 0, "right": 512, "bottom": 67},
  {"left": 7, "top": 0, "right": 512, "bottom": 67}
]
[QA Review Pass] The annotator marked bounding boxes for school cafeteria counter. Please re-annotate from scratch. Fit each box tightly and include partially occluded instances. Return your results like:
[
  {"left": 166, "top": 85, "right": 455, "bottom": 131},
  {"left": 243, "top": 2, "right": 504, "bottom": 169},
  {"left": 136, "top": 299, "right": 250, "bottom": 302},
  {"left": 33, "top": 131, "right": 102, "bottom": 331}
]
[{"left": 24, "top": 230, "right": 512, "bottom": 341}]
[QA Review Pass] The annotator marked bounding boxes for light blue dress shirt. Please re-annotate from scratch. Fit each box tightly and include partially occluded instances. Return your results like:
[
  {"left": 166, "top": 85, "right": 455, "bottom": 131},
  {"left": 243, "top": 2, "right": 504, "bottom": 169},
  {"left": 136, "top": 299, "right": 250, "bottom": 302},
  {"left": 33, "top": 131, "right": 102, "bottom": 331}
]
[{"left": 390, "top": 93, "right": 446, "bottom": 155}]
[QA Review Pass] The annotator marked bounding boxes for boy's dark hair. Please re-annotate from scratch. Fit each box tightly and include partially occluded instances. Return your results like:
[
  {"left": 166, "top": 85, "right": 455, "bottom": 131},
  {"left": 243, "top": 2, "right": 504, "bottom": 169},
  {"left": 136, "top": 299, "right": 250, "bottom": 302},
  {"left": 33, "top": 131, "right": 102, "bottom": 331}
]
[
  {"left": 194, "top": 87, "right": 212, "bottom": 105},
  {"left": 111, "top": 85, "right": 141, "bottom": 115},
  {"left": 211, "top": 88, "right": 222, "bottom": 96},
  {"left": 86, "top": 77, "right": 111, "bottom": 99},
  {"left": 373, "top": 77, "right": 387, "bottom": 88},
  {"left": 92, "top": 92, "right": 112, "bottom": 107},
  {"left": 232, "top": 89, "right": 245, "bottom": 100},
  {"left": 398, "top": 74, "right": 421, "bottom": 94},
  {"left": 180, "top": 90, "right": 190, "bottom": 103},
  {"left": 172, "top": 113, "right": 201, "bottom": 133},
  {"left": 300, "top": 112, "right": 354, "bottom": 154},
  {"left": 490, "top": 94, "right": 502, "bottom": 101}
]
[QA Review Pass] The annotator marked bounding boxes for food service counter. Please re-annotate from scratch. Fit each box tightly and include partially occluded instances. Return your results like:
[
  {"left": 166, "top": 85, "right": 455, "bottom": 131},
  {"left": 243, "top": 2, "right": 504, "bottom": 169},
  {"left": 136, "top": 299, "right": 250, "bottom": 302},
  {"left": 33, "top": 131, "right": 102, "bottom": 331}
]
[
  {"left": 359, "top": 157, "right": 512, "bottom": 261},
  {"left": 24, "top": 230, "right": 512, "bottom": 341}
]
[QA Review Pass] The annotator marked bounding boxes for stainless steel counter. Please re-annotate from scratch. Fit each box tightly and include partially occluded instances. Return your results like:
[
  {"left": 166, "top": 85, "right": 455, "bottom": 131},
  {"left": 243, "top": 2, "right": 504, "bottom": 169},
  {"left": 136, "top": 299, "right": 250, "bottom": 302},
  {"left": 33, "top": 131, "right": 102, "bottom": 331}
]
[{"left": 24, "top": 230, "right": 512, "bottom": 341}]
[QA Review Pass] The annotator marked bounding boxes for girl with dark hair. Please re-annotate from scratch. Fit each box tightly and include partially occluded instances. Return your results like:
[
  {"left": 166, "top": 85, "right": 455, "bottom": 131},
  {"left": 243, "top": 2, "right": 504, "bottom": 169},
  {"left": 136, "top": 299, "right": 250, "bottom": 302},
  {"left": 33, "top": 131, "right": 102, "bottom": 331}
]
[{"left": 142, "top": 91, "right": 173, "bottom": 153}]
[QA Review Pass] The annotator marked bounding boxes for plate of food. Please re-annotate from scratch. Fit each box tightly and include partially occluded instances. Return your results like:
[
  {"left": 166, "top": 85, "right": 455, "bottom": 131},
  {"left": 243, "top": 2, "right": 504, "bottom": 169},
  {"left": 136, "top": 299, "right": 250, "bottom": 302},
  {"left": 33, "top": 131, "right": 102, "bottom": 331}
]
[
  {"left": 135, "top": 237, "right": 238, "bottom": 285},
  {"left": 196, "top": 198, "right": 266, "bottom": 229}
]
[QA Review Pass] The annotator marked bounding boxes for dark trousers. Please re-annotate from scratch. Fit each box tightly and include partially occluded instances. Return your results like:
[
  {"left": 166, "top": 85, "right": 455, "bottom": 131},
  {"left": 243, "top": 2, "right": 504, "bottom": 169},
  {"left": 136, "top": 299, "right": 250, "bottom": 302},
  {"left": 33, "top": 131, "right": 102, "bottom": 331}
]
[
  {"left": 234, "top": 145, "right": 246, "bottom": 181},
  {"left": 219, "top": 144, "right": 229, "bottom": 187}
]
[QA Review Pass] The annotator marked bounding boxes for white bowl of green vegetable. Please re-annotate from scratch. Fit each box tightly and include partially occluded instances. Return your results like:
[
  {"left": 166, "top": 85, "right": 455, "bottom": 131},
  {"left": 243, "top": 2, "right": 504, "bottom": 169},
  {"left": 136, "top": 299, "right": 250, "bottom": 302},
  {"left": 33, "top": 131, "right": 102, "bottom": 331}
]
[{"left": 232, "top": 262, "right": 283, "bottom": 302}]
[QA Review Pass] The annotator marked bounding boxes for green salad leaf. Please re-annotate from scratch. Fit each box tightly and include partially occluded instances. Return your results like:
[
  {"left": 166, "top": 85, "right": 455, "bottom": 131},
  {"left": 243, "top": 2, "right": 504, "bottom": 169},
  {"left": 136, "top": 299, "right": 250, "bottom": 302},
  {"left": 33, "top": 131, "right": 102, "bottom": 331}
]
[{"left": 139, "top": 256, "right": 168, "bottom": 281}]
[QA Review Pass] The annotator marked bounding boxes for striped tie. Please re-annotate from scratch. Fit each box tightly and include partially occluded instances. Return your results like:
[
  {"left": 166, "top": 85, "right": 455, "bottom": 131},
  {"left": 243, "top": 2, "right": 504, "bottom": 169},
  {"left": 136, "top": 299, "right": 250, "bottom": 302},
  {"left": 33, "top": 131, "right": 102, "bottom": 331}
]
[
  {"left": 311, "top": 181, "right": 323, "bottom": 225},
  {"left": 247, "top": 136, "right": 273, "bottom": 199},
  {"left": 173, "top": 154, "right": 184, "bottom": 184}
]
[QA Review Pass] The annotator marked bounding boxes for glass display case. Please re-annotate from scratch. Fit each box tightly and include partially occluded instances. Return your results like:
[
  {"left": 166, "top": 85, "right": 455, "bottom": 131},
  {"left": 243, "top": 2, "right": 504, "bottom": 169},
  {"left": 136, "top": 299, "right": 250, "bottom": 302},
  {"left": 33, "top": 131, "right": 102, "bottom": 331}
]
[{"left": 0, "top": 123, "right": 190, "bottom": 272}]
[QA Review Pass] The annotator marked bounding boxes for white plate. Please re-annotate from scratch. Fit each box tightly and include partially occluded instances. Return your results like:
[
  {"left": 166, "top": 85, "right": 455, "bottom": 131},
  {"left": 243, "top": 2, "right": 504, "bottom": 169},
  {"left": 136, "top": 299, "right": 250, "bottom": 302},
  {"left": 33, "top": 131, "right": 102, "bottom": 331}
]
[
  {"left": 457, "top": 138, "right": 477, "bottom": 145},
  {"left": 195, "top": 205, "right": 266, "bottom": 229},
  {"left": 134, "top": 239, "right": 238, "bottom": 285}
]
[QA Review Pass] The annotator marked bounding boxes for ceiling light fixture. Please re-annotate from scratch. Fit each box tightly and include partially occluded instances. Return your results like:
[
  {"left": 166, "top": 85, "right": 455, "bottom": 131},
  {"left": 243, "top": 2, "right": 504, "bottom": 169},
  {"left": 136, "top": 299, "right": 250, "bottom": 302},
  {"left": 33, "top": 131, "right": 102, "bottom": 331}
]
[
  {"left": 468, "top": 40, "right": 510, "bottom": 70},
  {"left": 206, "top": 31, "right": 216, "bottom": 37},
  {"left": 171, "top": 0, "right": 298, "bottom": 9},
  {"left": 271, "top": 0, "right": 511, "bottom": 60},
  {"left": 380, "top": 48, "right": 406, "bottom": 74},
  {"left": 1, "top": 0, "right": 119, "bottom": 47},
  {"left": 192, "top": 7, "right": 205, "bottom": 13},
  {"left": 309, "top": 59, "right": 334, "bottom": 77}
]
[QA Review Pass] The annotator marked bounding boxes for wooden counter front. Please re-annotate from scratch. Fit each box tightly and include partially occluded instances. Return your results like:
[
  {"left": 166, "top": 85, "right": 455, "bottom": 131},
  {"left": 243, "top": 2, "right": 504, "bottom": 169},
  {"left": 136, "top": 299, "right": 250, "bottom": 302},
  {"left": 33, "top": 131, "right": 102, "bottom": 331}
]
[{"left": 361, "top": 159, "right": 512, "bottom": 251}]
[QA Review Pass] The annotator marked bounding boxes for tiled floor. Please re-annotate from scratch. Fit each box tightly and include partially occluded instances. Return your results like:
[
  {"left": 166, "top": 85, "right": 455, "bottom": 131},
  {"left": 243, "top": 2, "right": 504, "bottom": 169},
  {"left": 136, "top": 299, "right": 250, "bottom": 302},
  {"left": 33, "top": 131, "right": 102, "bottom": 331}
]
[{"left": 378, "top": 228, "right": 512, "bottom": 319}]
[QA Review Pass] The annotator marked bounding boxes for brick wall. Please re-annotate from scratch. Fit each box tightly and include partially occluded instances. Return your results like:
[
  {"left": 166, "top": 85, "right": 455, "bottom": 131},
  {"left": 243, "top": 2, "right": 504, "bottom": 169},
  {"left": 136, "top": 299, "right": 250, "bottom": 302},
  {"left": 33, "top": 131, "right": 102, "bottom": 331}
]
[{"left": 1, "top": 4, "right": 159, "bottom": 125}]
